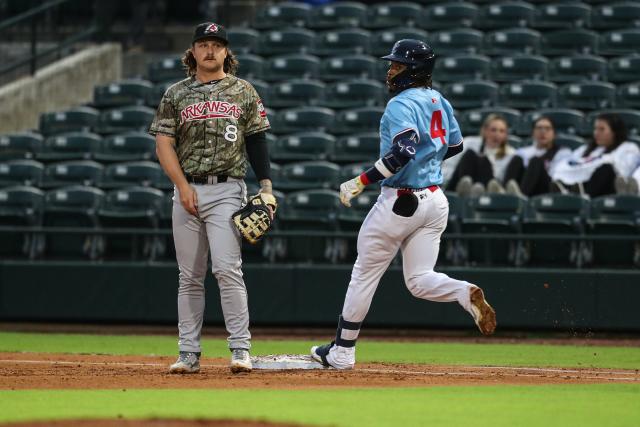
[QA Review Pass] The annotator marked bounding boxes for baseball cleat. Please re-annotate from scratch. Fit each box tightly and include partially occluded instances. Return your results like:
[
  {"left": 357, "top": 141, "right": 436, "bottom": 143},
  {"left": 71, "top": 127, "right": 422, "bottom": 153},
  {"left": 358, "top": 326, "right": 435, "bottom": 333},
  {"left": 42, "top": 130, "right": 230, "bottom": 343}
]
[
  {"left": 311, "top": 341, "right": 355, "bottom": 370},
  {"left": 469, "top": 286, "right": 497, "bottom": 335},
  {"left": 169, "top": 352, "right": 200, "bottom": 374},
  {"left": 230, "top": 348, "right": 252, "bottom": 373}
]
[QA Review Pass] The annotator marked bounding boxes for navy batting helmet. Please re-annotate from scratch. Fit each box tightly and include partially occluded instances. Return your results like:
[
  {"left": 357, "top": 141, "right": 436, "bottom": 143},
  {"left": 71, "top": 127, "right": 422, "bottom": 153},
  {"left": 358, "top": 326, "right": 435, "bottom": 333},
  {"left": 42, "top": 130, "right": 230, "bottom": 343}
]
[{"left": 381, "top": 39, "right": 435, "bottom": 94}]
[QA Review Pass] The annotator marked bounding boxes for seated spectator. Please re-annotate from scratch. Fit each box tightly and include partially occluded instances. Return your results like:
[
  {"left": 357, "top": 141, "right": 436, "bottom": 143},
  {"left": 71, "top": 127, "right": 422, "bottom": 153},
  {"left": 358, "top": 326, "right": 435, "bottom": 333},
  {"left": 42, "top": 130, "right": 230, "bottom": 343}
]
[
  {"left": 551, "top": 113, "right": 640, "bottom": 197},
  {"left": 445, "top": 113, "right": 516, "bottom": 196}
]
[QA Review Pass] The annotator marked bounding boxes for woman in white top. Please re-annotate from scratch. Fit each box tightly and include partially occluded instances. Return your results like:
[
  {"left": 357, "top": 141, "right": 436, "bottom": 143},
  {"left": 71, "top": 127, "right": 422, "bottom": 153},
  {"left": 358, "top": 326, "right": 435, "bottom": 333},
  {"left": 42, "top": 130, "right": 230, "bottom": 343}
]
[{"left": 552, "top": 113, "right": 640, "bottom": 197}]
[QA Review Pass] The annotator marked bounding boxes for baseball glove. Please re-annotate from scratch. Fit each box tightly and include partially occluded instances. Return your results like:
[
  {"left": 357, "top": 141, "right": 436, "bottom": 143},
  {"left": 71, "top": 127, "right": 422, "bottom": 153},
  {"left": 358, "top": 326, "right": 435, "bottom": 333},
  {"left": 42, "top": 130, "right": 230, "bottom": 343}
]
[{"left": 232, "top": 193, "right": 277, "bottom": 244}]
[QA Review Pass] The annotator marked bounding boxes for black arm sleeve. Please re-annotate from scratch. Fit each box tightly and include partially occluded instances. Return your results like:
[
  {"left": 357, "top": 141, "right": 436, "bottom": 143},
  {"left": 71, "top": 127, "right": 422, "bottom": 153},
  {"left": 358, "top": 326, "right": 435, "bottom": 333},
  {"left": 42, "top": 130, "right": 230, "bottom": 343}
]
[
  {"left": 443, "top": 142, "right": 463, "bottom": 160},
  {"left": 245, "top": 131, "right": 271, "bottom": 181}
]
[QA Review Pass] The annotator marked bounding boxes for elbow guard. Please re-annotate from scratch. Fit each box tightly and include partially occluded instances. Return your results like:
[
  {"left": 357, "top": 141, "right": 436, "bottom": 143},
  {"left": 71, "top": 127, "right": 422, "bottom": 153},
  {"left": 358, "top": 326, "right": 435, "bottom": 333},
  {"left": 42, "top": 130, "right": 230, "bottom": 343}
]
[{"left": 379, "top": 129, "right": 418, "bottom": 174}]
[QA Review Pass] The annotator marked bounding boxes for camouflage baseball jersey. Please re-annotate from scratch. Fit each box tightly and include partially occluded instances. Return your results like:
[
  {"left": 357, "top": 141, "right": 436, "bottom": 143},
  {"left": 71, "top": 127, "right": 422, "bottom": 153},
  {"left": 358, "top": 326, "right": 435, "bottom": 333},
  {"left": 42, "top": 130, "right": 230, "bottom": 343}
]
[{"left": 149, "top": 75, "right": 270, "bottom": 177}]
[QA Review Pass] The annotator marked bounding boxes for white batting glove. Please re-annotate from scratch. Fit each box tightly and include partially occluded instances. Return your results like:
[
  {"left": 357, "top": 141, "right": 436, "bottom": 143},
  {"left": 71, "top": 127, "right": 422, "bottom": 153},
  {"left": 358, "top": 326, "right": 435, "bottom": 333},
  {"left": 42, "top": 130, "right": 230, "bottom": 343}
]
[{"left": 339, "top": 176, "right": 365, "bottom": 207}]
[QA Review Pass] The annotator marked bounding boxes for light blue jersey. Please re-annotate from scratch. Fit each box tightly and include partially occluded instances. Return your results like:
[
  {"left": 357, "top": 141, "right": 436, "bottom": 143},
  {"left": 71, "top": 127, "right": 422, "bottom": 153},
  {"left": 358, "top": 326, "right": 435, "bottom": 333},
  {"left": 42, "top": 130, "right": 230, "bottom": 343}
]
[{"left": 379, "top": 87, "right": 462, "bottom": 188}]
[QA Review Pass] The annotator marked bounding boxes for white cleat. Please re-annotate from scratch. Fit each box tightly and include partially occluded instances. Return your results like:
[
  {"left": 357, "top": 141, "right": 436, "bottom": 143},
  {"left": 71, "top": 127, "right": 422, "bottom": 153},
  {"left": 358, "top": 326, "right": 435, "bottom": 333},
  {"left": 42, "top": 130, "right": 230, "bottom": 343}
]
[
  {"left": 168, "top": 352, "right": 200, "bottom": 374},
  {"left": 470, "top": 286, "right": 497, "bottom": 335},
  {"left": 230, "top": 348, "right": 252, "bottom": 373}
]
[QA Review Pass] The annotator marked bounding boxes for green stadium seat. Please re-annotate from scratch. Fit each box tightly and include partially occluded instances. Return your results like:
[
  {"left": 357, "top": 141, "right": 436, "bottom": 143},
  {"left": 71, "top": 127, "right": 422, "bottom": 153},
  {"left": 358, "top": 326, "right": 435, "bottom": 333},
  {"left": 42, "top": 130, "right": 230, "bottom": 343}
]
[
  {"left": 37, "top": 131, "right": 101, "bottom": 161},
  {"left": 548, "top": 54, "right": 607, "bottom": 82},
  {"left": 333, "top": 106, "right": 384, "bottom": 135},
  {"left": 521, "top": 194, "right": 589, "bottom": 267},
  {"left": 443, "top": 81, "right": 499, "bottom": 109},
  {"left": 102, "top": 161, "right": 163, "bottom": 188},
  {"left": 434, "top": 54, "right": 491, "bottom": 83},
  {"left": 147, "top": 57, "right": 183, "bottom": 84},
  {"left": 253, "top": 2, "right": 311, "bottom": 30},
  {"left": 0, "top": 132, "right": 42, "bottom": 160},
  {"left": 420, "top": 2, "right": 478, "bottom": 30},
  {"left": 94, "top": 131, "right": 156, "bottom": 162},
  {"left": 227, "top": 28, "right": 260, "bottom": 54},
  {"left": 277, "top": 160, "right": 340, "bottom": 191},
  {"left": 541, "top": 29, "right": 598, "bottom": 56},
  {"left": 95, "top": 106, "right": 155, "bottom": 135},
  {"left": 320, "top": 79, "right": 386, "bottom": 109},
  {"left": 93, "top": 79, "right": 153, "bottom": 108},
  {"left": 39, "top": 106, "right": 99, "bottom": 137},
  {"left": 607, "top": 55, "right": 640, "bottom": 83},
  {"left": 146, "top": 81, "right": 174, "bottom": 108},
  {"left": 491, "top": 54, "right": 548, "bottom": 82},
  {"left": 339, "top": 162, "right": 372, "bottom": 183},
  {"left": 459, "top": 107, "right": 521, "bottom": 136},
  {"left": 235, "top": 54, "right": 264, "bottom": 80},
  {"left": 476, "top": 2, "right": 535, "bottom": 29},
  {"left": 0, "top": 186, "right": 43, "bottom": 259},
  {"left": 370, "top": 28, "right": 430, "bottom": 57},
  {"left": 330, "top": 132, "right": 379, "bottom": 164},
  {"left": 362, "top": 2, "right": 423, "bottom": 29},
  {"left": 268, "top": 79, "right": 325, "bottom": 108},
  {"left": 245, "top": 161, "right": 281, "bottom": 187},
  {"left": 263, "top": 54, "right": 320, "bottom": 82},
  {"left": 483, "top": 28, "right": 541, "bottom": 55},
  {"left": 616, "top": 82, "right": 640, "bottom": 109},
  {"left": 42, "top": 160, "right": 103, "bottom": 188},
  {"left": 157, "top": 191, "right": 175, "bottom": 261},
  {"left": 0, "top": 159, "right": 43, "bottom": 187},
  {"left": 42, "top": 186, "right": 104, "bottom": 260},
  {"left": 532, "top": 2, "right": 591, "bottom": 29},
  {"left": 306, "top": 1, "right": 367, "bottom": 30},
  {"left": 431, "top": 29, "right": 484, "bottom": 55},
  {"left": 591, "top": 2, "right": 640, "bottom": 29},
  {"left": 255, "top": 28, "right": 315, "bottom": 56},
  {"left": 558, "top": 81, "right": 616, "bottom": 110},
  {"left": 314, "top": 28, "right": 371, "bottom": 57},
  {"left": 499, "top": 81, "right": 557, "bottom": 109},
  {"left": 246, "top": 79, "right": 270, "bottom": 104},
  {"left": 519, "top": 108, "right": 585, "bottom": 136},
  {"left": 320, "top": 55, "right": 376, "bottom": 81},
  {"left": 554, "top": 133, "right": 586, "bottom": 150},
  {"left": 271, "top": 107, "right": 335, "bottom": 134},
  {"left": 587, "top": 195, "right": 640, "bottom": 267},
  {"left": 271, "top": 132, "right": 334, "bottom": 162},
  {"left": 599, "top": 29, "right": 640, "bottom": 56}
]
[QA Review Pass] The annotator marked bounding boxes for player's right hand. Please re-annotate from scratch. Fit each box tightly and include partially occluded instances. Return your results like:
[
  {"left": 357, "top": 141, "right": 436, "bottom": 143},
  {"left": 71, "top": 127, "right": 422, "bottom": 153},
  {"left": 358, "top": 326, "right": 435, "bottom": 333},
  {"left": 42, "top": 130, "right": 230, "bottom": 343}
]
[
  {"left": 179, "top": 184, "right": 198, "bottom": 216},
  {"left": 339, "top": 176, "right": 365, "bottom": 207}
]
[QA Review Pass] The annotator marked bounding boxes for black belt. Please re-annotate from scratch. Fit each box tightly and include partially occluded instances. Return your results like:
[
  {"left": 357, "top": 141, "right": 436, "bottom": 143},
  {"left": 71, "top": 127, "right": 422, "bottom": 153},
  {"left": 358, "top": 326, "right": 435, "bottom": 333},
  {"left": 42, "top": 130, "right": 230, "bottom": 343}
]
[{"left": 185, "top": 174, "right": 228, "bottom": 184}]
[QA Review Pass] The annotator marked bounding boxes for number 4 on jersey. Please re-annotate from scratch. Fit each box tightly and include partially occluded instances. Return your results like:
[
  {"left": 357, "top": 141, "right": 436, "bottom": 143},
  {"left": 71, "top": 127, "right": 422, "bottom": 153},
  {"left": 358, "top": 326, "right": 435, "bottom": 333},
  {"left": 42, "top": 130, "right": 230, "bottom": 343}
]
[{"left": 430, "top": 110, "right": 447, "bottom": 145}]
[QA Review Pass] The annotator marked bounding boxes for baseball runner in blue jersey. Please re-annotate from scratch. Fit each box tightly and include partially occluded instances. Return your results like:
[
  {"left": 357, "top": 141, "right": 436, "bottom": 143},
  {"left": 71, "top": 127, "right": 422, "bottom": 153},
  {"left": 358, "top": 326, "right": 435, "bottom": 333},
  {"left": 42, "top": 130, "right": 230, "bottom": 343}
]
[{"left": 311, "top": 39, "right": 497, "bottom": 370}]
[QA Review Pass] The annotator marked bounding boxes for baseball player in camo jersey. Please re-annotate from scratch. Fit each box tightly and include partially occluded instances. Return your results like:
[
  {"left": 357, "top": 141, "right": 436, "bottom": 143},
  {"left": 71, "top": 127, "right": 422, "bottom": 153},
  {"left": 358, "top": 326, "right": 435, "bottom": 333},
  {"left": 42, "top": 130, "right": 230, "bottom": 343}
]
[
  {"left": 149, "top": 22, "right": 273, "bottom": 374},
  {"left": 311, "top": 39, "right": 497, "bottom": 370}
]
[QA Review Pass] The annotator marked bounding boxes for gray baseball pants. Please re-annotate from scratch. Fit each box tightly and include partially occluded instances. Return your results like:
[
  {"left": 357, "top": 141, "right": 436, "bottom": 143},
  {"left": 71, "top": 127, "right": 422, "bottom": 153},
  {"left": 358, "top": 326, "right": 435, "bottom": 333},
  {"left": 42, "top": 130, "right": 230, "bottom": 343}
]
[{"left": 172, "top": 179, "right": 251, "bottom": 353}]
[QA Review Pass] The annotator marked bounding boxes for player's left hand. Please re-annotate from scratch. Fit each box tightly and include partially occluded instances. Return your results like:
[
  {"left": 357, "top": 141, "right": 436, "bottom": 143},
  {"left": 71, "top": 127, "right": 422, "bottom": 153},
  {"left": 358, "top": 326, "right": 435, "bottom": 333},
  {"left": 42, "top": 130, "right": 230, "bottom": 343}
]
[
  {"left": 257, "top": 191, "right": 277, "bottom": 220},
  {"left": 340, "top": 176, "right": 365, "bottom": 207}
]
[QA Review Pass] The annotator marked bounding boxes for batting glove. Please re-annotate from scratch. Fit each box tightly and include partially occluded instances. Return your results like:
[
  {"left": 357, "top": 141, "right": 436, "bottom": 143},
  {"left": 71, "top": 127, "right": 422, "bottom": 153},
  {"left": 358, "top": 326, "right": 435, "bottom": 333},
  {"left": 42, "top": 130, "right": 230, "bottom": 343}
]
[{"left": 339, "top": 175, "right": 365, "bottom": 207}]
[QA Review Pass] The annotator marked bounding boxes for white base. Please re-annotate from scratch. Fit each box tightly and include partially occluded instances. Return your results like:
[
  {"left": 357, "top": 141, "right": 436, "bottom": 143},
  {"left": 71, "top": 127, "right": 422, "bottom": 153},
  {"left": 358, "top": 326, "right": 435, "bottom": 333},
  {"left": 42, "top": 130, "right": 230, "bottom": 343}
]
[{"left": 251, "top": 354, "right": 326, "bottom": 370}]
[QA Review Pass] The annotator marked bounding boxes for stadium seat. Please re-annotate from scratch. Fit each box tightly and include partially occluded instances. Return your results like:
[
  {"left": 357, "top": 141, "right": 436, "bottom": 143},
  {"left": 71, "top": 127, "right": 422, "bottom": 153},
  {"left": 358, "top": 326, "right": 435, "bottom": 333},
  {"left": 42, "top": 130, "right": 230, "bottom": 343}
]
[
  {"left": 271, "top": 132, "right": 334, "bottom": 162},
  {"left": 459, "top": 107, "right": 521, "bottom": 136},
  {"left": 0, "top": 132, "right": 42, "bottom": 160},
  {"left": 247, "top": 79, "right": 270, "bottom": 104},
  {"left": 434, "top": 54, "right": 491, "bottom": 83},
  {"left": 320, "top": 55, "right": 376, "bottom": 81},
  {"left": 277, "top": 160, "right": 340, "bottom": 191},
  {"left": 0, "top": 185, "right": 43, "bottom": 259},
  {"left": 306, "top": 1, "right": 367, "bottom": 30},
  {"left": 521, "top": 194, "right": 589, "bottom": 267},
  {"left": 532, "top": 2, "right": 591, "bottom": 29},
  {"left": 616, "top": 82, "right": 640, "bottom": 109},
  {"left": 320, "top": 79, "right": 386, "bottom": 109},
  {"left": 37, "top": 131, "right": 101, "bottom": 161},
  {"left": 147, "top": 57, "right": 183, "bottom": 84},
  {"left": 431, "top": 29, "right": 484, "bottom": 55},
  {"left": 42, "top": 186, "right": 104, "bottom": 259},
  {"left": 102, "top": 161, "right": 163, "bottom": 189},
  {"left": 227, "top": 27, "right": 260, "bottom": 54},
  {"left": 252, "top": 2, "right": 311, "bottom": 30},
  {"left": 333, "top": 106, "right": 385, "bottom": 135},
  {"left": 584, "top": 109, "right": 640, "bottom": 137},
  {"left": 0, "top": 159, "right": 44, "bottom": 187},
  {"left": 268, "top": 79, "right": 325, "bottom": 108},
  {"left": 607, "top": 54, "right": 640, "bottom": 83},
  {"left": 271, "top": 107, "right": 335, "bottom": 134},
  {"left": 245, "top": 161, "right": 281, "bottom": 187},
  {"left": 548, "top": 54, "right": 607, "bottom": 82},
  {"left": 541, "top": 29, "right": 598, "bottom": 56},
  {"left": 443, "top": 81, "right": 499, "bottom": 109},
  {"left": 461, "top": 194, "right": 525, "bottom": 266},
  {"left": 93, "top": 79, "right": 153, "bottom": 108},
  {"left": 95, "top": 106, "right": 155, "bottom": 135},
  {"left": 263, "top": 54, "right": 320, "bottom": 82},
  {"left": 314, "top": 28, "right": 371, "bottom": 56},
  {"left": 591, "top": 2, "right": 640, "bottom": 29},
  {"left": 490, "top": 54, "right": 548, "bottom": 82},
  {"left": 42, "top": 160, "right": 103, "bottom": 188},
  {"left": 94, "top": 131, "right": 157, "bottom": 162},
  {"left": 235, "top": 54, "right": 264, "bottom": 80},
  {"left": 97, "top": 186, "right": 164, "bottom": 260},
  {"left": 499, "top": 81, "right": 557, "bottom": 109},
  {"left": 554, "top": 133, "right": 586, "bottom": 150},
  {"left": 369, "top": 28, "right": 430, "bottom": 57},
  {"left": 476, "top": 2, "right": 535, "bottom": 29},
  {"left": 587, "top": 195, "right": 640, "bottom": 267},
  {"left": 420, "top": 2, "right": 478, "bottom": 30},
  {"left": 255, "top": 28, "right": 315, "bottom": 56},
  {"left": 362, "top": 2, "right": 423, "bottom": 29},
  {"left": 599, "top": 29, "right": 640, "bottom": 56},
  {"left": 146, "top": 81, "right": 174, "bottom": 108},
  {"left": 483, "top": 28, "right": 541, "bottom": 55},
  {"left": 519, "top": 108, "right": 585, "bottom": 136},
  {"left": 558, "top": 81, "right": 616, "bottom": 110},
  {"left": 330, "top": 133, "right": 380, "bottom": 164},
  {"left": 39, "top": 106, "right": 99, "bottom": 137},
  {"left": 157, "top": 191, "right": 175, "bottom": 261},
  {"left": 339, "top": 162, "right": 373, "bottom": 184},
  {"left": 442, "top": 191, "right": 466, "bottom": 266}
]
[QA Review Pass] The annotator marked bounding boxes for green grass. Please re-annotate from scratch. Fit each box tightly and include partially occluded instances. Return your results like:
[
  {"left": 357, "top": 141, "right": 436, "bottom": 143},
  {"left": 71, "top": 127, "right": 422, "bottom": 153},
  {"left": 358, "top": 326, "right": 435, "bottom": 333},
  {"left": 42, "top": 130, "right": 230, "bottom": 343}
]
[
  {"left": 0, "top": 385, "right": 639, "bottom": 427},
  {"left": 1, "top": 331, "right": 639, "bottom": 369}
]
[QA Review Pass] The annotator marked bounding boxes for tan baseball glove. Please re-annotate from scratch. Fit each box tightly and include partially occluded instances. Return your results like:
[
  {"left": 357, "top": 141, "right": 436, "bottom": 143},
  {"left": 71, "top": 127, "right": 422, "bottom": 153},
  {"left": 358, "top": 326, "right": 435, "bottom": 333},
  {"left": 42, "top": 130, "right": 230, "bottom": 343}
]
[{"left": 232, "top": 193, "right": 277, "bottom": 244}]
